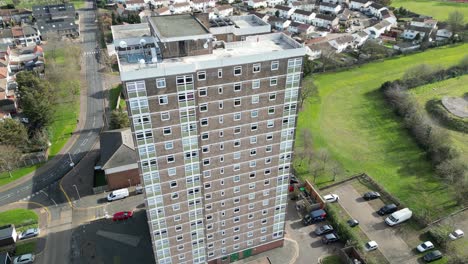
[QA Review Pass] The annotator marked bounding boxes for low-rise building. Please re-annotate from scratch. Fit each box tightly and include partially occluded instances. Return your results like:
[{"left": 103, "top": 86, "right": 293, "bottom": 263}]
[
  {"left": 8, "top": 45, "right": 44, "bottom": 73},
  {"left": 291, "top": 9, "right": 315, "bottom": 24},
  {"left": 268, "top": 16, "right": 291, "bottom": 30},
  {"left": 191, "top": 0, "right": 216, "bottom": 11},
  {"left": 171, "top": 2, "right": 191, "bottom": 13},
  {"left": 329, "top": 34, "right": 354, "bottom": 52},
  {"left": 402, "top": 25, "right": 434, "bottom": 41},
  {"left": 267, "top": 0, "right": 284, "bottom": 7},
  {"left": 436, "top": 28, "right": 452, "bottom": 40},
  {"left": 147, "top": 0, "right": 169, "bottom": 7},
  {"left": 364, "top": 19, "right": 391, "bottom": 38},
  {"left": 312, "top": 13, "right": 338, "bottom": 29},
  {"left": 209, "top": 15, "right": 271, "bottom": 42},
  {"left": 36, "top": 17, "right": 79, "bottom": 38},
  {"left": 0, "top": 225, "right": 17, "bottom": 247},
  {"left": 155, "top": 7, "right": 171, "bottom": 15},
  {"left": 410, "top": 17, "right": 438, "bottom": 29},
  {"left": 248, "top": 0, "right": 268, "bottom": 9},
  {"left": 367, "top": 2, "right": 387, "bottom": 18},
  {"left": 319, "top": 2, "right": 342, "bottom": 15},
  {"left": 349, "top": 0, "right": 370, "bottom": 11},
  {"left": 125, "top": 0, "right": 146, "bottom": 10},
  {"left": 32, "top": 4, "right": 76, "bottom": 20},
  {"left": 288, "top": 21, "right": 314, "bottom": 35},
  {"left": 213, "top": 5, "right": 233, "bottom": 17},
  {"left": 12, "top": 26, "right": 41, "bottom": 47},
  {"left": 352, "top": 30, "right": 368, "bottom": 46},
  {"left": 275, "top": 5, "right": 295, "bottom": 19}
]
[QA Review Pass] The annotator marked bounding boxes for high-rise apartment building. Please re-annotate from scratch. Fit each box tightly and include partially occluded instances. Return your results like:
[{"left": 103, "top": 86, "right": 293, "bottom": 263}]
[{"left": 111, "top": 14, "right": 306, "bottom": 264}]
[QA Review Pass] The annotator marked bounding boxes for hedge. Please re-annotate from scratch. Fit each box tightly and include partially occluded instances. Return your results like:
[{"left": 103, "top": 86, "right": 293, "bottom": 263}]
[{"left": 426, "top": 99, "right": 468, "bottom": 133}]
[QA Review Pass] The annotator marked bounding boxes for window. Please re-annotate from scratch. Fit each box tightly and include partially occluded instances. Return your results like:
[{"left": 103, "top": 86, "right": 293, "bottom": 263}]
[
  {"left": 233, "top": 217, "right": 240, "bottom": 223},
  {"left": 203, "top": 159, "right": 210, "bottom": 166},
  {"left": 218, "top": 87, "right": 223, "bottom": 94},
  {"left": 160, "top": 112, "right": 170, "bottom": 121},
  {"left": 219, "top": 101, "right": 223, "bottom": 109},
  {"left": 266, "top": 145, "right": 272, "bottom": 152},
  {"left": 265, "top": 157, "right": 272, "bottom": 164},
  {"left": 170, "top": 181, "right": 178, "bottom": 188},
  {"left": 234, "top": 208, "right": 240, "bottom": 214},
  {"left": 249, "top": 171, "right": 256, "bottom": 178},
  {"left": 234, "top": 98, "right": 241, "bottom": 107},
  {"left": 249, "top": 193, "right": 255, "bottom": 200},
  {"left": 250, "top": 149, "right": 257, "bottom": 156},
  {"left": 234, "top": 112, "right": 241, "bottom": 121},
  {"left": 163, "top": 127, "right": 171, "bottom": 135},
  {"left": 251, "top": 123, "right": 258, "bottom": 131},
  {"left": 220, "top": 143, "right": 224, "bottom": 150},
  {"left": 249, "top": 161, "right": 256, "bottom": 167},
  {"left": 201, "top": 133, "right": 209, "bottom": 140},
  {"left": 165, "top": 141, "right": 173, "bottom": 150},
  {"left": 201, "top": 118, "right": 208, "bottom": 126},
  {"left": 167, "top": 155, "right": 175, "bottom": 163},
  {"left": 251, "top": 110, "right": 258, "bottom": 118},
  {"left": 202, "top": 146, "right": 209, "bottom": 153},
  {"left": 234, "top": 126, "right": 241, "bottom": 134},
  {"left": 249, "top": 204, "right": 255, "bottom": 210},
  {"left": 219, "top": 131, "right": 224, "bottom": 137},
  {"left": 233, "top": 186, "right": 240, "bottom": 193},
  {"left": 253, "top": 63, "right": 261, "bottom": 73},
  {"left": 171, "top": 192, "right": 179, "bottom": 200},
  {"left": 266, "top": 133, "right": 273, "bottom": 140},
  {"left": 197, "top": 71, "right": 206, "bottom": 80},
  {"left": 270, "top": 77, "right": 278, "bottom": 86},
  {"left": 267, "top": 120, "right": 274, "bottom": 128},
  {"left": 234, "top": 140, "right": 241, "bottom": 148},
  {"left": 252, "top": 95, "right": 259, "bottom": 104},
  {"left": 218, "top": 69, "right": 223, "bottom": 78},
  {"left": 268, "top": 107, "right": 275, "bottom": 115},
  {"left": 219, "top": 116, "right": 224, "bottom": 124},
  {"left": 234, "top": 66, "right": 242, "bottom": 76},
  {"left": 250, "top": 136, "right": 257, "bottom": 144},
  {"left": 233, "top": 164, "right": 240, "bottom": 171},
  {"left": 220, "top": 168, "right": 224, "bottom": 174},
  {"left": 199, "top": 88, "right": 207, "bottom": 97},
  {"left": 203, "top": 171, "right": 211, "bottom": 178},
  {"left": 205, "top": 193, "right": 212, "bottom": 199},
  {"left": 220, "top": 156, "right": 224, "bottom": 162},
  {"left": 175, "top": 225, "right": 182, "bottom": 232},
  {"left": 252, "top": 79, "right": 260, "bottom": 89},
  {"left": 263, "top": 190, "right": 270, "bottom": 196},
  {"left": 271, "top": 60, "right": 279, "bottom": 70},
  {"left": 168, "top": 168, "right": 176, "bottom": 176},
  {"left": 159, "top": 95, "right": 168, "bottom": 105},
  {"left": 200, "top": 104, "right": 208, "bottom": 112},
  {"left": 173, "top": 204, "right": 180, "bottom": 211},
  {"left": 269, "top": 93, "right": 276, "bottom": 101},
  {"left": 264, "top": 169, "right": 271, "bottom": 175},
  {"left": 234, "top": 83, "right": 241, "bottom": 92},
  {"left": 156, "top": 78, "right": 166, "bottom": 88},
  {"left": 233, "top": 152, "right": 241, "bottom": 159}
]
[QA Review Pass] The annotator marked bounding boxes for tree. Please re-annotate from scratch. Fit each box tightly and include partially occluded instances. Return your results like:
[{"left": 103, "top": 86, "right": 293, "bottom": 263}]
[
  {"left": 310, "top": 161, "right": 324, "bottom": 183},
  {"left": 275, "top": 10, "right": 280, "bottom": 17},
  {"left": 316, "top": 148, "right": 330, "bottom": 165},
  {"left": 303, "top": 56, "right": 314, "bottom": 77},
  {"left": 329, "top": 161, "right": 343, "bottom": 181},
  {"left": 0, "top": 145, "right": 22, "bottom": 178},
  {"left": 296, "top": 128, "right": 314, "bottom": 167},
  {"left": 447, "top": 11, "right": 465, "bottom": 33},
  {"left": 402, "top": 64, "right": 434, "bottom": 87},
  {"left": 0, "top": 119, "right": 28, "bottom": 149},
  {"left": 299, "top": 80, "right": 318, "bottom": 109},
  {"left": 109, "top": 110, "right": 130, "bottom": 129}
]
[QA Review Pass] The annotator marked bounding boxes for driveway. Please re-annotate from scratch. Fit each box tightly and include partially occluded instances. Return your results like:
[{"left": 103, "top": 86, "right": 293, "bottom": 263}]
[
  {"left": 331, "top": 184, "right": 418, "bottom": 264},
  {"left": 285, "top": 201, "right": 343, "bottom": 264}
]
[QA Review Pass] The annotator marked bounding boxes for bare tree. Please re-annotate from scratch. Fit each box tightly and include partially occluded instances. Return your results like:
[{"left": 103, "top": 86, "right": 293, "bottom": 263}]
[
  {"left": 296, "top": 128, "right": 314, "bottom": 167},
  {"left": 310, "top": 161, "right": 324, "bottom": 183},
  {"left": 329, "top": 161, "right": 343, "bottom": 181},
  {"left": 316, "top": 148, "right": 330, "bottom": 165},
  {"left": 299, "top": 80, "right": 318, "bottom": 109},
  {"left": 0, "top": 145, "right": 22, "bottom": 178},
  {"left": 448, "top": 11, "right": 465, "bottom": 33}
]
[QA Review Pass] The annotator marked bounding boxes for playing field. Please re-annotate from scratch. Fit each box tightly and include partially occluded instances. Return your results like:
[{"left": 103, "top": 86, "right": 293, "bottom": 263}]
[
  {"left": 296, "top": 43, "right": 468, "bottom": 219},
  {"left": 391, "top": 0, "right": 468, "bottom": 21}
]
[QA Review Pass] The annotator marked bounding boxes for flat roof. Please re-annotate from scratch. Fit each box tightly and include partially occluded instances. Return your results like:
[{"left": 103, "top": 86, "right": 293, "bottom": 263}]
[{"left": 150, "top": 15, "right": 209, "bottom": 39}]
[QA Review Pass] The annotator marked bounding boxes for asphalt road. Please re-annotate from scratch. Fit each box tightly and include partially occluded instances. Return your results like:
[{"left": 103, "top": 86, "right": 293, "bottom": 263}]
[{"left": 0, "top": 0, "right": 103, "bottom": 207}]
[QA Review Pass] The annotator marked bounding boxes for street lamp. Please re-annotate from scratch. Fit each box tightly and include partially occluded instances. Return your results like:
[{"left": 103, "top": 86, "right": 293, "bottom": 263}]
[
  {"left": 0, "top": 158, "right": 12, "bottom": 178},
  {"left": 68, "top": 152, "right": 75, "bottom": 167},
  {"left": 73, "top": 184, "right": 81, "bottom": 200},
  {"left": 128, "top": 178, "right": 131, "bottom": 187}
]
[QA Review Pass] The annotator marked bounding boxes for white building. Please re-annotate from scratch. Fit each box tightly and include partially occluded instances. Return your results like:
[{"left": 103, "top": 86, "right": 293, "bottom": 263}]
[
  {"left": 319, "top": 3, "right": 342, "bottom": 15},
  {"left": 125, "top": 0, "right": 146, "bottom": 10},
  {"left": 410, "top": 17, "right": 438, "bottom": 29},
  {"left": 349, "top": 0, "right": 370, "bottom": 10},
  {"left": 436, "top": 28, "right": 452, "bottom": 40},
  {"left": 367, "top": 3, "right": 387, "bottom": 18},
  {"left": 311, "top": 14, "right": 339, "bottom": 29},
  {"left": 248, "top": 0, "right": 268, "bottom": 8},
  {"left": 402, "top": 25, "right": 433, "bottom": 41},
  {"left": 352, "top": 31, "right": 368, "bottom": 46},
  {"left": 267, "top": 0, "right": 283, "bottom": 7},
  {"left": 155, "top": 6, "right": 171, "bottom": 15},
  {"left": 288, "top": 21, "right": 314, "bottom": 35},
  {"left": 364, "top": 19, "right": 392, "bottom": 38},
  {"left": 146, "top": 0, "right": 168, "bottom": 7},
  {"left": 291, "top": 9, "right": 315, "bottom": 24},
  {"left": 172, "top": 2, "right": 191, "bottom": 13},
  {"left": 275, "top": 5, "right": 295, "bottom": 19},
  {"left": 268, "top": 16, "right": 291, "bottom": 30},
  {"left": 191, "top": 0, "right": 216, "bottom": 11},
  {"left": 329, "top": 34, "right": 354, "bottom": 52},
  {"left": 213, "top": 5, "right": 233, "bottom": 17}
]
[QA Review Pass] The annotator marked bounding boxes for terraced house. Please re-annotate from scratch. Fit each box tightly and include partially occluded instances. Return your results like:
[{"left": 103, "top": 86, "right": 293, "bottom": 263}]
[{"left": 111, "top": 13, "right": 306, "bottom": 264}]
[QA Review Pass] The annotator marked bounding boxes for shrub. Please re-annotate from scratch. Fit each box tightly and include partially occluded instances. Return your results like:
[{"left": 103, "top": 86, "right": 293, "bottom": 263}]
[
  {"left": 426, "top": 99, "right": 468, "bottom": 133},
  {"left": 427, "top": 224, "right": 452, "bottom": 249}
]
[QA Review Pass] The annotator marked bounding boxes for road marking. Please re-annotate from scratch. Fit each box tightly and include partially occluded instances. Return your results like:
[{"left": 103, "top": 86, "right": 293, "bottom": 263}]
[
  {"left": 92, "top": 116, "right": 96, "bottom": 126},
  {"left": 80, "top": 138, "right": 88, "bottom": 146},
  {"left": 40, "top": 190, "right": 49, "bottom": 197},
  {"left": 73, "top": 148, "right": 81, "bottom": 154},
  {"left": 50, "top": 198, "right": 58, "bottom": 207}
]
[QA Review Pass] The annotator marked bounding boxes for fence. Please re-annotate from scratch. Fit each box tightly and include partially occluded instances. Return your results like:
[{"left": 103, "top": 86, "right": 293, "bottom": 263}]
[
  {"left": 93, "top": 185, "right": 108, "bottom": 194},
  {"left": 19, "top": 151, "right": 48, "bottom": 167}
]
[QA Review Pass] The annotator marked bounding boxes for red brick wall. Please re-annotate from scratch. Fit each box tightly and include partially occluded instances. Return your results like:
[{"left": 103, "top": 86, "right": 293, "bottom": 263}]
[
  {"left": 208, "top": 239, "right": 284, "bottom": 264},
  {"left": 105, "top": 168, "right": 140, "bottom": 190}
]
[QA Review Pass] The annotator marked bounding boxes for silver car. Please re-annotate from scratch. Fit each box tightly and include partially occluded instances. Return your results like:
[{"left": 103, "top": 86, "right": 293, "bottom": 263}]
[
  {"left": 13, "top": 253, "right": 35, "bottom": 264},
  {"left": 18, "top": 228, "right": 40, "bottom": 240}
]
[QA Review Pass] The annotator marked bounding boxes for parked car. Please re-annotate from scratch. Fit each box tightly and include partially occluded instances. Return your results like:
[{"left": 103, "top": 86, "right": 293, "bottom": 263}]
[
  {"left": 107, "top": 188, "right": 129, "bottom": 202},
  {"left": 385, "top": 208, "right": 412, "bottom": 226},
  {"left": 13, "top": 253, "right": 35, "bottom": 264},
  {"left": 377, "top": 204, "right": 398, "bottom": 215},
  {"left": 302, "top": 209, "right": 327, "bottom": 226},
  {"left": 18, "top": 228, "right": 40, "bottom": 240},
  {"left": 321, "top": 233, "right": 340, "bottom": 244},
  {"left": 347, "top": 219, "right": 359, "bottom": 227},
  {"left": 417, "top": 241, "right": 434, "bottom": 253},
  {"left": 113, "top": 211, "right": 134, "bottom": 221},
  {"left": 289, "top": 175, "right": 299, "bottom": 184},
  {"left": 314, "top": 225, "right": 334, "bottom": 236},
  {"left": 323, "top": 194, "right": 339, "bottom": 203},
  {"left": 364, "top": 241, "right": 378, "bottom": 251},
  {"left": 423, "top": 250, "right": 443, "bottom": 262},
  {"left": 363, "top": 191, "right": 380, "bottom": 200},
  {"left": 449, "top": 229, "right": 464, "bottom": 240},
  {"left": 135, "top": 185, "right": 144, "bottom": 194}
]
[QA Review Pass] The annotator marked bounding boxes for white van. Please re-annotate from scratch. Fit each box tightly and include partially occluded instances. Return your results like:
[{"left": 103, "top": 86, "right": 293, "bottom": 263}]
[
  {"left": 107, "top": 188, "right": 129, "bottom": 202},
  {"left": 385, "top": 208, "right": 412, "bottom": 226}
]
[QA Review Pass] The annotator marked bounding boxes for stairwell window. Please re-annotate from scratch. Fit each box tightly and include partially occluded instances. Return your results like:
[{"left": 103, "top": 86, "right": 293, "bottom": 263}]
[
  {"left": 156, "top": 78, "right": 166, "bottom": 88},
  {"left": 253, "top": 63, "right": 261, "bottom": 73},
  {"left": 234, "top": 66, "right": 242, "bottom": 76}
]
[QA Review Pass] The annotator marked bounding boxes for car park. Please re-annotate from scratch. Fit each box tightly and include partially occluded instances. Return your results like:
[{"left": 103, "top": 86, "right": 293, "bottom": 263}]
[
  {"left": 416, "top": 241, "right": 434, "bottom": 253},
  {"left": 364, "top": 241, "right": 378, "bottom": 251},
  {"left": 289, "top": 175, "right": 299, "bottom": 184},
  {"left": 18, "top": 228, "right": 40, "bottom": 240},
  {"left": 377, "top": 204, "right": 398, "bottom": 215},
  {"left": 448, "top": 229, "right": 464, "bottom": 240},
  {"left": 314, "top": 225, "right": 334, "bottom": 236},
  {"left": 385, "top": 208, "right": 412, "bottom": 226},
  {"left": 363, "top": 191, "right": 380, "bottom": 200},
  {"left": 323, "top": 194, "right": 339, "bottom": 203},
  {"left": 423, "top": 250, "right": 443, "bottom": 262},
  {"left": 13, "top": 254, "right": 35, "bottom": 264},
  {"left": 347, "top": 219, "right": 359, "bottom": 227},
  {"left": 321, "top": 233, "right": 340, "bottom": 244},
  {"left": 113, "top": 211, "right": 134, "bottom": 221}
]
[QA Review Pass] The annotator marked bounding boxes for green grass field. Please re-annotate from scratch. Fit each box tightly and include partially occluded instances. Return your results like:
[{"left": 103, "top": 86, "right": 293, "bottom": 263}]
[
  {"left": 15, "top": 241, "right": 37, "bottom": 255},
  {"left": 5, "top": 0, "right": 85, "bottom": 9},
  {"left": 321, "top": 255, "right": 343, "bottom": 264},
  {"left": 0, "top": 163, "right": 43, "bottom": 187},
  {"left": 0, "top": 209, "right": 38, "bottom": 228},
  {"left": 409, "top": 75, "right": 468, "bottom": 161},
  {"left": 392, "top": 0, "right": 468, "bottom": 21},
  {"left": 296, "top": 43, "right": 468, "bottom": 220}
]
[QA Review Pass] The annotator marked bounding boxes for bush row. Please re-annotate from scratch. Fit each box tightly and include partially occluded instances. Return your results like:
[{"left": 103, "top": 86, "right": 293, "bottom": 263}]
[{"left": 425, "top": 99, "right": 468, "bottom": 133}]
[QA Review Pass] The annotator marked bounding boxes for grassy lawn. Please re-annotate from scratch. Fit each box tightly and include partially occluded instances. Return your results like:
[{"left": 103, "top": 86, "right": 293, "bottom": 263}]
[
  {"left": 409, "top": 75, "right": 468, "bottom": 161},
  {"left": 0, "top": 163, "right": 43, "bottom": 187},
  {"left": 15, "top": 241, "right": 37, "bottom": 255},
  {"left": 322, "top": 255, "right": 343, "bottom": 264},
  {"left": 391, "top": 0, "right": 468, "bottom": 21},
  {"left": 109, "top": 84, "right": 123, "bottom": 110},
  {"left": 296, "top": 43, "right": 468, "bottom": 220},
  {"left": 5, "top": 0, "right": 86, "bottom": 9},
  {"left": 0, "top": 209, "right": 38, "bottom": 228}
]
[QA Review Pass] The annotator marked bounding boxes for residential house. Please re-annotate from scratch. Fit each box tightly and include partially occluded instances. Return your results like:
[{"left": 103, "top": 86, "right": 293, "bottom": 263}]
[
  {"left": 97, "top": 128, "right": 140, "bottom": 190},
  {"left": 367, "top": 3, "right": 387, "bottom": 18},
  {"left": 306, "top": 41, "right": 333, "bottom": 59},
  {"left": 349, "top": 0, "right": 370, "bottom": 11},
  {"left": 171, "top": 2, "right": 191, "bottom": 14},
  {"left": 251, "top": 11, "right": 270, "bottom": 22},
  {"left": 248, "top": 0, "right": 268, "bottom": 9},
  {"left": 147, "top": 0, "right": 169, "bottom": 7},
  {"left": 338, "top": 8, "right": 351, "bottom": 23},
  {"left": 36, "top": 17, "right": 79, "bottom": 38},
  {"left": 139, "top": 9, "right": 154, "bottom": 19},
  {"left": 410, "top": 17, "right": 438, "bottom": 29},
  {"left": 291, "top": 9, "right": 315, "bottom": 24},
  {"left": 352, "top": 30, "right": 368, "bottom": 46},
  {"left": 173, "top": 0, "right": 189, "bottom": 3},
  {"left": 312, "top": 13, "right": 338, "bottom": 29},
  {"left": 0, "top": 30, "right": 14, "bottom": 46},
  {"left": 275, "top": 5, "right": 295, "bottom": 19},
  {"left": 267, "top": 0, "right": 283, "bottom": 7},
  {"left": 155, "top": 7, "right": 171, "bottom": 15},
  {"left": 329, "top": 34, "right": 354, "bottom": 52},
  {"left": 12, "top": 26, "right": 41, "bottom": 47},
  {"left": 289, "top": 0, "right": 315, "bottom": 11},
  {"left": 213, "top": 5, "right": 234, "bottom": 17},
  {"left": 322, "top": 0, "right": 349, "bottom": 3},
  {"left": 0, "top": 10, "right": 12, "bottom": 25},
  {"left": 32, "top": 4, "right": 76, "bottom": 20},
  {"left": 436, "top": 28, "right": 452, "bottom": 40},
  {"left": 364, "top": 19, "right": 391, "bottom": 38},
  {"left": 267, "top": 16, "right": 291, "bottom": 30},
  {"left": 319, "top": 2, "right": 342, "bottom": 15},
  {"left": 381, "top": 10, "right": 397, "bottom": 26},
  {"left": 288, "top": 21, "right": 313, "bottom": 34},
  {"left": 191, "top": 0, "right": 216, "bottom": 11},
  {"left": 8, "top": 45, "right": 44, "bottom": 73},
  {"left": 402, "top": 25, "right": 434, "bottom": 41},
  {"left": 0, "top": 9, "right": 33, "bottom": 24},
  {"left": 125, "top": 0, "right": 146, "bottom": 10}
]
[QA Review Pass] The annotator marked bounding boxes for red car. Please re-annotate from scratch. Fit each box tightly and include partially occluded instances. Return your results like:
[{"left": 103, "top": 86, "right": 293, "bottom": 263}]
[{"left": 113, "top": 211, "right": 134, "bottom": 221}]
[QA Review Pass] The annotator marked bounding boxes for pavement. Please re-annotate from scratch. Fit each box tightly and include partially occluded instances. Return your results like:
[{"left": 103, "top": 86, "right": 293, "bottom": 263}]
[
  {"left": 331, "top": 183, "right": 418, "bottom": 264},
  {"left": 0, "top": 0, "right": 104, "bottom": 207}
]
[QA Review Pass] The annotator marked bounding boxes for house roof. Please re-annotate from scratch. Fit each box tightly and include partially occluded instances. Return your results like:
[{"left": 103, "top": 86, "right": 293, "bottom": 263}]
[
  {"left": 192, "top": 0, "right": 210, "bottom": 3},
  {"left": 251, "top": 0, "right": 266, "bottom": 3},
  {"left": 0, "top": 225, "right": 15, "bottom": 240},
  {"left": 11, "top": 26, "right": 23, "bottom": 37},
  {"left": 320, "top": 2, "right": 339, "bottom": 8},
  {"left": 406, "top": 25, "right": 432, "bottom": 33},
  {"left": 356, "top": 31, "right": 368, "bottom": 38},
  {"left": 0, "top": 29, "right": 13, "bottom": 39},
  {"left": 36, "top": 17, "right": 78, "bottom": 32},
  {"left": 0, "top": 67, "right": 7, "bottom": 79},
  {"left": 216, "top": 5, "right": 233, "bottom": 11},
  {"left": 290, "top": 21, "right": 302, "bottom": 27},
  {"left": 173, "top": 2, "right": 190, "bottom": 7},
  {"left": 22, "top": 25, "right": 37, "bottom": 35},
  {"left": 156, "top": 7, "right": 170, "bottom": 14},
  {"left": 268, "top": 16, "right": 287, "bottom": 23},
  {"left": 332, "top": 35, "right": 354, "bottom": 45},
  {"left": 351, "top": 0, "right": 368, "bottom": 3},
  {"left": 32, "top": 4, "right": 75, "bottom": 15},
  {"left": 294, "top": 9, "right": 313, "bottom": 16},
  {"left": 98, "top": 128, "right": 136, "bottom": 170},
  {"left": 369, "top": 2, "right": 384, "bottom": 9},
  {"left": 315, "top": 14, "right": 336, "bottom": 21},
  {"left": 251, "top": 11, "right": 268, "bottom": 19},
  {"left": 275, "top": 5, "right": 291, "bottom": 11},
  {"left": 126, "top": 0, "right": 145, "bottom": 4}
]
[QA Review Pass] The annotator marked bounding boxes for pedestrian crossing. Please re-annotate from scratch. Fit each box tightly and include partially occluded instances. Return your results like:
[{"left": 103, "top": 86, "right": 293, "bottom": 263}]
[{"left": 83, "top": 50, "right": 100, "bottom": 56}]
